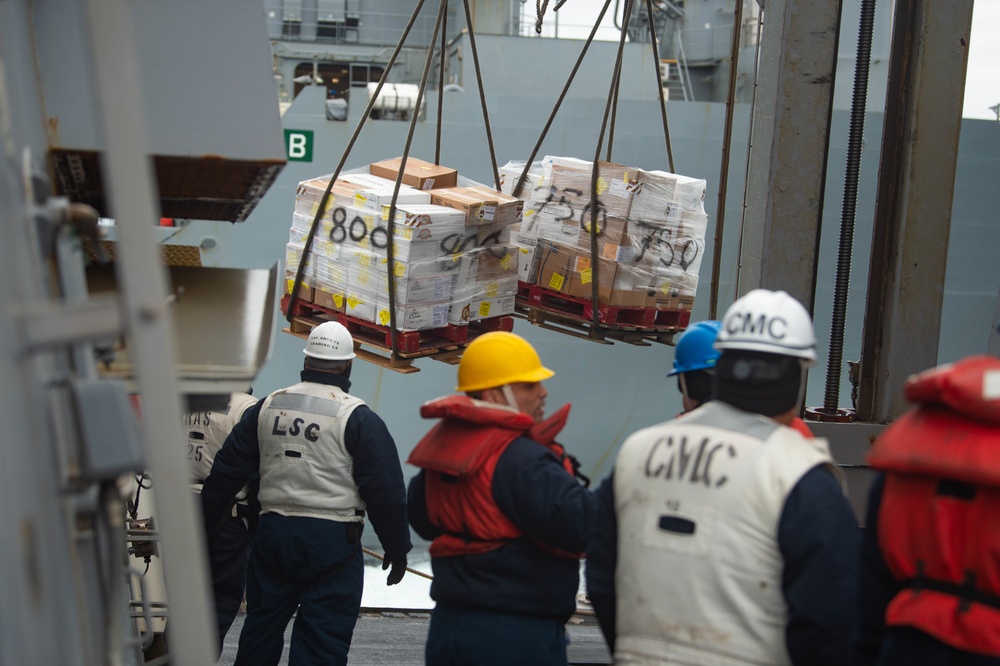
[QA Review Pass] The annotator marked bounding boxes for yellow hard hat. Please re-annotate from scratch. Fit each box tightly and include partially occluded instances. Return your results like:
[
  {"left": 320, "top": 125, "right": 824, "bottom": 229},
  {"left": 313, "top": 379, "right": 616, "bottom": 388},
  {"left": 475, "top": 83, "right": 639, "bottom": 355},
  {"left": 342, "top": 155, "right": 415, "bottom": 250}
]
[{"left": 456, "top": 331, "right": 554, "bottom": 392}]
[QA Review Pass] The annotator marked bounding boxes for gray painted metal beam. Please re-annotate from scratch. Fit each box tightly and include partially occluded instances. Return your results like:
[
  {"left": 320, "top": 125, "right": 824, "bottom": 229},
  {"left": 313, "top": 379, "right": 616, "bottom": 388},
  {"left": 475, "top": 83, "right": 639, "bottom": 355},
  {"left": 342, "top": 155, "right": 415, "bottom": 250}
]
[
  {"left": 857, "top": 0, "right": 974, "bottom": 422},
  {"left": 81, "top": 0, "right": 217, "bottom": 662},
  {"left": 737, "top": 0, "right": 841, "bottom": 310}
]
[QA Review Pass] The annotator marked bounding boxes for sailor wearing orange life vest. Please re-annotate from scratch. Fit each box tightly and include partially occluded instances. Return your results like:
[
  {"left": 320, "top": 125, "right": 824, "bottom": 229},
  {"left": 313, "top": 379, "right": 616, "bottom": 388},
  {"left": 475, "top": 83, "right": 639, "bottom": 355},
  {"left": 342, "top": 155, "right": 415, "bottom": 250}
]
[
  {"left": 407, "top": 331, "right": 593, "bottom": 666},
  {"left": 587, "top": 289, "right": 858, "bottom": 665},
  {"left": 854, "top": 355, "right": 1000, "bottom": 666}
]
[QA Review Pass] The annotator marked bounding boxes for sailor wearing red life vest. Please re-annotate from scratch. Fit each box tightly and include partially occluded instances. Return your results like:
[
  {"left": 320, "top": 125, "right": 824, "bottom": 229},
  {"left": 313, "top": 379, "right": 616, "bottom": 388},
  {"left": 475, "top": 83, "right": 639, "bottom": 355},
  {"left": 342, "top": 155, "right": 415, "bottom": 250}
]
[
  {"left": 407, "top": 331, "right": 592, "bottom": 666},
  {"left": 855, "top": 355, "right": 1000, "bottom": 665}
]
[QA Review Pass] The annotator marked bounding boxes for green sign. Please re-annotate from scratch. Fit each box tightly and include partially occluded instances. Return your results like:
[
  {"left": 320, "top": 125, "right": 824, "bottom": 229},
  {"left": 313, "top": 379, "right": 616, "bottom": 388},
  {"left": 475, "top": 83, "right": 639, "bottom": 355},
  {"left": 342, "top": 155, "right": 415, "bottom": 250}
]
[{"left": 284, "top": 129, "right": 314, "bottom": 162}]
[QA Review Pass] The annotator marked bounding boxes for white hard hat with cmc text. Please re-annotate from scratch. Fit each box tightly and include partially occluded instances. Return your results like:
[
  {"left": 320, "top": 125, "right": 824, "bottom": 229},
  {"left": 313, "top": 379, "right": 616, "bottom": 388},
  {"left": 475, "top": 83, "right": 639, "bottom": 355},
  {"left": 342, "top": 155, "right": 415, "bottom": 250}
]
[{"left": 715, "top": 289, "right": 817, "bottom": 365}]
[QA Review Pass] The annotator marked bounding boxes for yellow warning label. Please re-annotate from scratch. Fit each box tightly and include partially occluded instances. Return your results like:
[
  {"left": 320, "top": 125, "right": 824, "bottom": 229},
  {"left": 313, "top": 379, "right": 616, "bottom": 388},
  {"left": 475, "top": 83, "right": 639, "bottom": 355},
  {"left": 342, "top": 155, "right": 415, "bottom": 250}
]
[
  {"left": 286, "top": 279, "right": 295, "bottom": 294},
  {"left": 549, "top": 273, "right": 565, "bottom": 291},
  {"left": 334, "top": 294, "right": 344, "bottom": 308},
  {"left": 347, "top": 296, "right": 361, "bottom": 309},
  {"left": 478, "top": 302, "right": 491, "bottom": 317},
  {"left": 394, "top": 262, "right": 406, "bottom": 277},
  {"left": 500, "top": 254, "right": 513, "bottom": 271},
  {"left": 354, "top": 193, "right": 367, "bottom": 208},
  {"left": 660, "top": 280, "right": 672, "bottom": 295},
  {"left": 596, "top": 177, "right": 608, "bottom": 196},
  {"left": 379, "top": 310, "right": 391, "bottom": 325},
  {"left": 581, "top": 268, "right": 593, "bottom": 285},
  {"left": 486, "top": 283, "right": 499, "bottom": 298},
  {"left": 358, "top": 271, "right": 370, "bottom": 286}
]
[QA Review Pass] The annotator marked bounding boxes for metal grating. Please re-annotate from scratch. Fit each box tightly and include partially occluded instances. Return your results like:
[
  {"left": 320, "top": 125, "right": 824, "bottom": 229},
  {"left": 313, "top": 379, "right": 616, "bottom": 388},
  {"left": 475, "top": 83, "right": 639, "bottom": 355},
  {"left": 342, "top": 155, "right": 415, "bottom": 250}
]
[{"left": 50, "top": 150, "right": 284, "bottom": 222}]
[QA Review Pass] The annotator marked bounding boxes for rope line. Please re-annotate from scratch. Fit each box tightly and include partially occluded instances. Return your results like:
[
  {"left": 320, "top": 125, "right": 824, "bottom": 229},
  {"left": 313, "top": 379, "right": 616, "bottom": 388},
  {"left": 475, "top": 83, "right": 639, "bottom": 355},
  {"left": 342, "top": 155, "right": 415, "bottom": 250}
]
[
  {"left": 284, "top": 0, "right": 429, "bottom": 326},
  {"left": 362, "top": 547, "right": 435, "bottom": 580},
  {"left": 512, "top": 0, "right": 616, "bottom": 199},
  {"left": 535, "top": 0, "right": 550, "bottom": 34}
]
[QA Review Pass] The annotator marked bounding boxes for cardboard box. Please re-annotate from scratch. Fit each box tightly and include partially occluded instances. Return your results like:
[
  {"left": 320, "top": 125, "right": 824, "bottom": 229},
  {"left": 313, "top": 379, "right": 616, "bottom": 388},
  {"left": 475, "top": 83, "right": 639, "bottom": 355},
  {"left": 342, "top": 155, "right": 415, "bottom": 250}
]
[
  {"left": 352, "top": 185, "right": 431, "bottom": 214},
  {"left": 285, "top": 243, "right": 316, "bottom": 279},
  {"left": 312, "top": 281, "right": 346, "bottom": 312},
  {"left": 343, "top": 291, "right": 377, "bottom": 323},
  {"left": 378, "top": 272, "right": 453, "bottom": 305},
  {"left": 546, "top": 161, "right": 640, "bottom": 221},
  {"left": 370, "top": 157, "right": 458, "bottom": 191},
  {"left": 378, "top": 301, "right": 451, "bottom": 331},
  {"left": 517, "top": 244, "right": 540, "bottom": 283},
  {"left": 448, "top": 295, "right": 515, "bottom": 325},
  {"left": 535, "top": 241, "right": 575, "bottom": 296},
  {"left": 453, "top": 275, "right": 518, "bottom": 302},
  {"left": 475, "top": 244, "right": 518, "bottom": 281},
  {"left": 498, "top": 161, "right": 547, "bottom": 200},
  {"left": 430, "top": 186, "right": 523, "bottom": 225},
  {"left": 283, "top": 269, "right": 314, "bottom": 302},
  {"left": 390, "top": 204, "right": 468, "bottom": 242},
  {"left": 535, "top": 242, "right": 654, "bottom": 307}
]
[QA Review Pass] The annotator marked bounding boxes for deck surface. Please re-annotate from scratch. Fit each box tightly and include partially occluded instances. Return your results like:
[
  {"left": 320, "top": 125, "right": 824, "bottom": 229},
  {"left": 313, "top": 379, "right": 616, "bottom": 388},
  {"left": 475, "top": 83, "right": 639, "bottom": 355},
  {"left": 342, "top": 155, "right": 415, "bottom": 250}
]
[{"left": 219, "top": 610, "right": 613, "bottom": 665}]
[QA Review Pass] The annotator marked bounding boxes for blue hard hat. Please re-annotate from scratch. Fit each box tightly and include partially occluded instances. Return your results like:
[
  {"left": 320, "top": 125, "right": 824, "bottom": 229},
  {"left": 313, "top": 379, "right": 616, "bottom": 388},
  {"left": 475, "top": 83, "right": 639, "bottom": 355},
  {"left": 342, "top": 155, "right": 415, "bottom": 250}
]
[{"left": 668, "top": 320, "right": 723, "bottom": 376}]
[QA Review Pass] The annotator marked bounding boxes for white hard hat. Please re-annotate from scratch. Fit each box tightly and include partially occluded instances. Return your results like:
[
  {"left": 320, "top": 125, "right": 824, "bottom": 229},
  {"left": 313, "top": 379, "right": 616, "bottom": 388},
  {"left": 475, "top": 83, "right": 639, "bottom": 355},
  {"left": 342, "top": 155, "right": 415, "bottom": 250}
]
[
  {"left": 715, "top": 289, "right": 817, "bottom": 365},
  {"left": 303, "top": 321, "right": 356, "bottom": 360}
]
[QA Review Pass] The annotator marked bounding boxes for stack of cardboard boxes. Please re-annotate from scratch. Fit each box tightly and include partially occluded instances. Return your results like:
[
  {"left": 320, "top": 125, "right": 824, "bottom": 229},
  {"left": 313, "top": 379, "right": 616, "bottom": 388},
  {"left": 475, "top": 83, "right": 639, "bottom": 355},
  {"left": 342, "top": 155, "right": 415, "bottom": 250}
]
[
  {"left": 286, "top": 157, "right": 522, "bottom": 332},
  {"left": 499, "top": 156, "right": 708, "bottom": 312}
]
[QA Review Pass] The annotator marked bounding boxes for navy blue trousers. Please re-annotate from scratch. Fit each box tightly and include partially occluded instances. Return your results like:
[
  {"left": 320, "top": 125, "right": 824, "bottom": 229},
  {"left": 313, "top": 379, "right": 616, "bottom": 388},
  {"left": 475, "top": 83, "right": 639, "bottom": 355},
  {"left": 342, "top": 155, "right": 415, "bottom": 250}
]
[
  {"left": 426, "top": 604, "right": 568, "bottom": 666},
  {"left": 233, "top": 514, "right": 363, "bottom": 666},
  {"left": 208, "top": 514, "right": 253, "bottom": 654}
]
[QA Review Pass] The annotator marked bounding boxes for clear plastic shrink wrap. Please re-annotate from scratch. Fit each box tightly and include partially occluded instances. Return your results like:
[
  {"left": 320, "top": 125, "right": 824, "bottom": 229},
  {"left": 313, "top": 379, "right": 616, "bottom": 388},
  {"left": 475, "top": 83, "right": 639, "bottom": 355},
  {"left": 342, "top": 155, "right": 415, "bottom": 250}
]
[
  {"left": 287, "top": 158, "right": 520, "bottom": 331},
  {"left": 499, "top": 157, "right": 707, "bottom": 310}
]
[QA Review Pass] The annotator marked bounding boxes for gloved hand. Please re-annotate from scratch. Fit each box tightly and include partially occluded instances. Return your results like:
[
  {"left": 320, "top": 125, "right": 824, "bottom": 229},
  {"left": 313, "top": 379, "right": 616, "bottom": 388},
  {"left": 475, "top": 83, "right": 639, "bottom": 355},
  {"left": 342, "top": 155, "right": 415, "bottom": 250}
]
[{"left": 383, "top": 555, "right": 407, "bottom": 586}]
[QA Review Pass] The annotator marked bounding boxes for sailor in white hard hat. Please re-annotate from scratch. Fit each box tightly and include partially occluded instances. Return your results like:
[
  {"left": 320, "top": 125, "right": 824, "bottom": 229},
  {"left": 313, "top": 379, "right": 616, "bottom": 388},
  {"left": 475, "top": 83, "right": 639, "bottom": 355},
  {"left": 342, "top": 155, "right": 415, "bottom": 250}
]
[
  {"left": 201, "top": 321, "right": 411, "bottom": 665},
  {"left": 587, "top": 289, "right": 859, "bottom": 666}
]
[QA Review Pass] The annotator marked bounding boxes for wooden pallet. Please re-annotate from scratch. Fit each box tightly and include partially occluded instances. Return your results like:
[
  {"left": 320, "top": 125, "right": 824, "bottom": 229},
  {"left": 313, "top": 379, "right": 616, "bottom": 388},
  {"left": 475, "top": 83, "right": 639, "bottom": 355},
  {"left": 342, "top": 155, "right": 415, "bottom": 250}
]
[
  {"left": 281, "top": 295, "right": 514, "bottom": 373},
  {"left": 514, "top": 282, "right": 690, "bottom": 345}
]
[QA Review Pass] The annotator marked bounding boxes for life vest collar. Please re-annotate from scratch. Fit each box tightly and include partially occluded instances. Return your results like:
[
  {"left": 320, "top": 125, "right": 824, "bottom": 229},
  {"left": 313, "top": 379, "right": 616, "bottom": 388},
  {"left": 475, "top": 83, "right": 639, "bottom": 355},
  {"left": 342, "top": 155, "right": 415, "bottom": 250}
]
[
  {"left": 419, "top": 394, "right": 535, "bottom": 430},
  {"left": 904, "top": 355, "right": 1000, "bottom": 425}
]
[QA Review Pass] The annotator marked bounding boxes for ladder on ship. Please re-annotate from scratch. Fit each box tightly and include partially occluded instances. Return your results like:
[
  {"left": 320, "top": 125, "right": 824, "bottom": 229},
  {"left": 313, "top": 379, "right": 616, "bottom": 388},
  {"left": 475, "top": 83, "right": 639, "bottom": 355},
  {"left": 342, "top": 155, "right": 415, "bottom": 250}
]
[{"left": 659, "top": 58, "right": 690, "bottom": 102}]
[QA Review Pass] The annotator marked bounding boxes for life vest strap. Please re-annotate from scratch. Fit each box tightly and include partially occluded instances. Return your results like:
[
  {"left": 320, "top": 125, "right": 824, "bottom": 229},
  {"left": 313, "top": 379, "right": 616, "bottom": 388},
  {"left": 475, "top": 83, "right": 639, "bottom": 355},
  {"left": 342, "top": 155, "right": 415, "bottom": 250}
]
[{"left": 904, "top": 563, "right": 1000, "bottom": 613}]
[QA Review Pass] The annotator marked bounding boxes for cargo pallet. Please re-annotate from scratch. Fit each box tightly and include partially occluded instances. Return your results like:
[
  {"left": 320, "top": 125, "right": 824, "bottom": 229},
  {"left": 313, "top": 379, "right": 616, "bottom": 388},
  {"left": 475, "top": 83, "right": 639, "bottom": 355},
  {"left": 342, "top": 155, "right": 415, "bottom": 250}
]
[
  {"left": 281, "top": 294, "right": 514, "bottom": 373},
  {"left": 514, "top": 282, "right": 690, "bottom": 346}
]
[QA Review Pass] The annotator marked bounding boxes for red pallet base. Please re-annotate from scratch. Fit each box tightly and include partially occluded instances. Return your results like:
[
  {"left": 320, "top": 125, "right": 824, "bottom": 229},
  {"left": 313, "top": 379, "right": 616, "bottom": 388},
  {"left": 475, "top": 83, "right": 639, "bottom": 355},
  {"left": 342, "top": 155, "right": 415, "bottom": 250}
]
[
  {"left": 281, "top": 294, "right": 513, "bottom": 357},
  {"left": 515, "top": 283, "right": 690, "bottom": 331}
]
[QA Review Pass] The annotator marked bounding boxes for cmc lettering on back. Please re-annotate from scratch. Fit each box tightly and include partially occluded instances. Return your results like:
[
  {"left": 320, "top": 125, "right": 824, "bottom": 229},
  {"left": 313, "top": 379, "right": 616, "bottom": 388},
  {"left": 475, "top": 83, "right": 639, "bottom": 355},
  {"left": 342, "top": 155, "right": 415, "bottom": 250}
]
[
  {"left": 271, "top": 413, "right": 320, "bottom": 442},
  {"left": 643, "top": 435, "right": 737, "bottom": 487},
  {"left": 725, "top": 312, "right": 787, "bottom": 339}
]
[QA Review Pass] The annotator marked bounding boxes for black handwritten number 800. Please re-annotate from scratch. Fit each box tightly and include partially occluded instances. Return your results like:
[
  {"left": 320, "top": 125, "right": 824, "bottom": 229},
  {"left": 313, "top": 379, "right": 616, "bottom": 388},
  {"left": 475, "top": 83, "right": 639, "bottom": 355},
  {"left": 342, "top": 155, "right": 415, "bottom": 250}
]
[
  {"left": 327, "top": 206, "right": 388, "bottom": 249},
  {"left": 329, "top": 207, "right": 348, "bottom": 243}
]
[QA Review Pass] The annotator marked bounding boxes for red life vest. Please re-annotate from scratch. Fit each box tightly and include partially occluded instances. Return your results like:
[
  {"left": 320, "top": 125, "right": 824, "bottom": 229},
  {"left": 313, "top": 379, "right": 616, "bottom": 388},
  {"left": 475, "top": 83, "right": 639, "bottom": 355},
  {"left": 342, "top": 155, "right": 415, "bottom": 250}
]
[
  {"left": 867, "top": 355, "right": 1000, "bottom": 656},
  {"left": 407, "top": 395, "right": 583, "bottom": 560}
]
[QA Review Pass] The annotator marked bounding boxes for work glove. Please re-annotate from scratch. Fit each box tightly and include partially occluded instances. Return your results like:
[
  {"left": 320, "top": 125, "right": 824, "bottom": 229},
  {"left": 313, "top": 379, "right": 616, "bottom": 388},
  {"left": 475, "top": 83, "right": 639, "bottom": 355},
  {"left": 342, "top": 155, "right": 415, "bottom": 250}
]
[{"left": 383, "top": 555, "right": 407, "bottom": 586}]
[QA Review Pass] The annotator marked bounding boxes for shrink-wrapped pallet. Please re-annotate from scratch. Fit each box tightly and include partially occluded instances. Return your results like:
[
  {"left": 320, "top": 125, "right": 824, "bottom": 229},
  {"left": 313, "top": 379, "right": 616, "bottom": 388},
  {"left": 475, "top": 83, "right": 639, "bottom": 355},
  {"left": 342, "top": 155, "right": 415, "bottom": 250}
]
[
  {"left": 500, "top": 156, "right": 707, "bottom": 310},
  {"left": 287, "top": 160, "right": 520, "bottom": 331}
]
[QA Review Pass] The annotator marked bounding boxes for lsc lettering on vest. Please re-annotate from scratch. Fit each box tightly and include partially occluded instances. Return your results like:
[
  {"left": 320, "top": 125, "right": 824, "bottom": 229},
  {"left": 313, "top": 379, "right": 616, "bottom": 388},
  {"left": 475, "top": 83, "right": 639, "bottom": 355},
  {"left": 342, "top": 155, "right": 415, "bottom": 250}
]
[
  {"left": 644, "top": 435, "right": 737, "bottom": 488},
  {"left": 271, "top": 414, "right": 320, "bottom": 442},
  {"left": 726, "top": 312, "right": 787, "bottom": 339}
]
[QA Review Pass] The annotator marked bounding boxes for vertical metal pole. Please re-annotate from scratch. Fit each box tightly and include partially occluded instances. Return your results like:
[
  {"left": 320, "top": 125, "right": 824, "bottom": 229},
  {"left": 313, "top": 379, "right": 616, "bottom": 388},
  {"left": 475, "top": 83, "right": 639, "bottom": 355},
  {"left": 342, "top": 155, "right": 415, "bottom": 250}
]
[
  {"left": 737, "top": 0, "right": 841, "bottom": 310},
  {"left": 857, "top": 0, "right": 974, "bottom": 422},
  {"left": 80, "top": 0, "right": 216, "bottom": 663}
]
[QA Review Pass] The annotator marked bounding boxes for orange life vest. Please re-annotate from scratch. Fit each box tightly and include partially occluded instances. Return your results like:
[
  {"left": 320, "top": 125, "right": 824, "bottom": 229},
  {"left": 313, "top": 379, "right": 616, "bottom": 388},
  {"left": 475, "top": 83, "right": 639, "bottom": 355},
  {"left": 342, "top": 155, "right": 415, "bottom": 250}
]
[
  {"left": 867, "top": 355, "right": 1000, "bottom": 656},
  {"left": 408, "top": 395, "right": 583, "bottom": 560}
]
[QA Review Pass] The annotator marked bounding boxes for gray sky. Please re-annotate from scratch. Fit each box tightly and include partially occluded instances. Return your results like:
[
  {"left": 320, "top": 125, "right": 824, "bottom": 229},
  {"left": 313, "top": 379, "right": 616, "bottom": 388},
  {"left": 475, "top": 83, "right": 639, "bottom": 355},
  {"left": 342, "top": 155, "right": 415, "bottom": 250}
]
[{"left": 537, "top": 1, "right": 999, "bottom": 121}]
